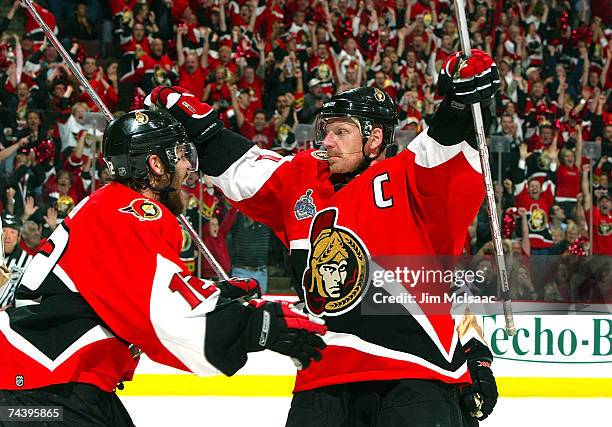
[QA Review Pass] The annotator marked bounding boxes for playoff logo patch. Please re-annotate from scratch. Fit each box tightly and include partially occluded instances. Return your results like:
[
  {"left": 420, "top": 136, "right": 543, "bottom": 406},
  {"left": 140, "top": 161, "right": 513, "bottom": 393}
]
[{"left": 119, "top": 199, "right": 162, "bottom": 221}]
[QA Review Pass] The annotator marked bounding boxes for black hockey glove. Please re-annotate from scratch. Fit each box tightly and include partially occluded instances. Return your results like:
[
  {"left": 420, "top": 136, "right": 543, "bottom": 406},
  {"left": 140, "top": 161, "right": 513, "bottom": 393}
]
[
  {"left": 145, "top": 86, "right": 223, "bottom": 144},
  {"left": 437, "top": 49, "right": 500, "bottom": 113},
  {"left": 243, "top": 299, "right": 327, "bottom": 369},
  {"left": 460, "top": 338, "right": 498, "bottom": 421},
  {"left": 216, "top": 277, "right": 262, "bottom": 301}
]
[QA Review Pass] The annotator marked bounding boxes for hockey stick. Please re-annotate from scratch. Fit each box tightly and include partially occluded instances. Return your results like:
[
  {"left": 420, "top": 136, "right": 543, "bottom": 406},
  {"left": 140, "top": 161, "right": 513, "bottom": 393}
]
[
  {"left": 453, "top": 0, "right": 516, "bottom": 336},
  {"left": 21, "top": 0, "right": 230, "bottom": 281}
]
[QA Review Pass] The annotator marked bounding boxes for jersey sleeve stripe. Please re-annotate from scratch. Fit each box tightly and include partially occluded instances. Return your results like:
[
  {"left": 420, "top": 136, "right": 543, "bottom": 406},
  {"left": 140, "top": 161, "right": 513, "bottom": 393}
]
[
  {"left": 211, "top": 145, "right": 294, "bottom": 202},
  {"left": 408, "top": 131, "right": 481, "bottom": 173}
]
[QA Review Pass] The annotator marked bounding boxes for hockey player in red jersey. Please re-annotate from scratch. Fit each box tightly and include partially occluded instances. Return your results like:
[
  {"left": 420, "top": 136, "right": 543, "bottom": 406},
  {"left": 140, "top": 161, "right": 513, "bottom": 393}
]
[
  {"left": 147, "top": 49, "right": 500, "bottom": 426},
  {"left": 0, "top": 110, "right": 326, "bottom": 426}
]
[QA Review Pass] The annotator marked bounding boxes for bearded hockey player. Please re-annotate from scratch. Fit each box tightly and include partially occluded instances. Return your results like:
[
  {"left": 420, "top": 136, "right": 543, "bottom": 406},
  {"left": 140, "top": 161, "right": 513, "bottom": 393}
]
[
  {"left": 147, "top": 49, "right": 500, "bottom": 426},
  {"left": 0, "top": 110, "right": 326, "bottom": 426}
]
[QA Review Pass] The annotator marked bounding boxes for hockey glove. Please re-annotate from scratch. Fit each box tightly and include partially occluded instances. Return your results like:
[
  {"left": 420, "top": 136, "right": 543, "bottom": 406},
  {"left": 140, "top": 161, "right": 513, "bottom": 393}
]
[
  {"left": 243, "top": 299, "right": 327, "bottom": 369},
  {"left": 460, "top": 338, "right": 498, "bottom": 421},
  {"left": 216, "top": 277, "right": 262, "bottom": 301},
  {"left": 437, "top": 49, "right": 500, "bottom": 112},
  {"left": 145, "top": 86, "right": 223, "bottom": 144}
]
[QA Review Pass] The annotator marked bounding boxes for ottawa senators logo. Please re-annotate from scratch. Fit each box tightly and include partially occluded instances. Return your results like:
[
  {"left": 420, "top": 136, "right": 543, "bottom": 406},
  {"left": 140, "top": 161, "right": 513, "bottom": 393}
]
[
  {"left": 599, "top": 221, "right": 611, "bottom": 236},
  {"left": 373, "top": 88, "right": 386, "bottom": 102},
  {"left": 302, "top": 208, "right": 369, "bottom": 316},
  {"left": 119, "top": 198, "right": 162, "bottom": 221},
  {"left": 134, "top": 111, "right": 149, "bottom": 125}
]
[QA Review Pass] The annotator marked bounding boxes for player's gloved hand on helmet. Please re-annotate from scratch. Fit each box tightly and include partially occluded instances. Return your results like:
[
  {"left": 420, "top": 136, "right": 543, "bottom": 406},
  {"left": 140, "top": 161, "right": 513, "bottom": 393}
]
[
  {"left": 243, "top": 299, "right": 327, "bottom": 369},
  {"left": 460, "top": 338, "right": 498, "bottom": 421},
  {"left": 216, "top": 277, "right": 262, "bottom": 301},
  {"left": 437, "top": 49, "right": 500, "bottom": 111},
  {"left": 144, "top": 86, "right": 223, "bottom": 144}
]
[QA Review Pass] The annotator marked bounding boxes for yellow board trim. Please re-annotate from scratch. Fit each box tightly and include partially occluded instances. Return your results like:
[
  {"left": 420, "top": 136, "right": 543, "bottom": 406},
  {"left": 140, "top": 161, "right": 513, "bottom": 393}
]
[{"left": 116, "top": 375, "right": 612, "bottom": 398}]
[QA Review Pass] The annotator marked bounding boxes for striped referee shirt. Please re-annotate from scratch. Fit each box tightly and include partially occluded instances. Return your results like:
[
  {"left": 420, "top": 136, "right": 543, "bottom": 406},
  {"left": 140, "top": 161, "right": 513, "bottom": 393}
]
[{"left": 0, "top": 246, "right": 32, "bottom": 307}]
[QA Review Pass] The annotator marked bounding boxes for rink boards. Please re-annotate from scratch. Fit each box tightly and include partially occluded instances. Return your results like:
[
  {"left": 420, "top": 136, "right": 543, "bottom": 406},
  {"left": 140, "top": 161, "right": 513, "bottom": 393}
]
[{"left": 118, "top": 301, "right": 612, "bottom": 398}]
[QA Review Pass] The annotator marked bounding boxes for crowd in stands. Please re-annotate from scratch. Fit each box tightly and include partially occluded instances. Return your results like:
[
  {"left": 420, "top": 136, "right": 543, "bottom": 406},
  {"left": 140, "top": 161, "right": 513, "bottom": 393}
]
[{"left": 0, "top": 0, "right": 610, "bottom": 302}]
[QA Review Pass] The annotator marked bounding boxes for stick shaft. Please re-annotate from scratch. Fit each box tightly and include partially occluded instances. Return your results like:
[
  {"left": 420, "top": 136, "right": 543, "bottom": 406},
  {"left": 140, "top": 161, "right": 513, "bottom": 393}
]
[
  {"left": 453, "top": 0, "right": 515, "bottom": 335},
  {"left": 23, "top": 0, "right": 230, "bottom": 281}
]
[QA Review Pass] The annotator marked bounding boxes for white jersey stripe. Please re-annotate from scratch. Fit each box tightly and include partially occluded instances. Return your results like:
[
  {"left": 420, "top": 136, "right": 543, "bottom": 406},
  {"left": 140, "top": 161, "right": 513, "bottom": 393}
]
[
  {"left": 323, "top": 331, "right": 468, "bottom": 379},
  {"left": 408, "top": 131, "right": 481, "bottom": 173},
  {"left": 211, "top": 146, "right": 295, "bottom": 202}
]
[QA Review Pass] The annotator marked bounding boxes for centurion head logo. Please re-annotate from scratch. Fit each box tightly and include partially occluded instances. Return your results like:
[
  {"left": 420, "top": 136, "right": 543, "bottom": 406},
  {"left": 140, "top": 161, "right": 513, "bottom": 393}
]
[
  {"left": 119, "top": 198, "right": 162, "bottom": 221},
  {"left": 302, "top": 208, "right": 369, "bottom": 316}
]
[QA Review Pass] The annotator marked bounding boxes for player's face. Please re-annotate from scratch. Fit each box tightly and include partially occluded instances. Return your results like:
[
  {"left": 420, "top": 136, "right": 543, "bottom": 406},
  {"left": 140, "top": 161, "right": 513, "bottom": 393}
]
[
  {"left": 321, "top": 118, "right": 364, "bottom": 174},
  {"left": 164, "top": 155, "right": 192, "bottom": 216}
]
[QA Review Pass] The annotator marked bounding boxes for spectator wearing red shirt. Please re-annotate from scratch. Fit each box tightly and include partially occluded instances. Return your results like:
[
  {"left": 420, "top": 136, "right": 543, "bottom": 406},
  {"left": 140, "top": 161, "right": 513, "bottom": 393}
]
[
  {"left": 308, "top": 43, "right": 337, "bottom": 96},
  {"left": 77, "top": 56, "right": 118, "bottom": 113},
  {"left": 207, "top": 42, "right": 238, "bottom": 80},
  {"left": 580, "top": 165, "right": 612, "bottom": 255},
  {"left": 121, "top": 38, "right": 176, "bottom": 91},
  {"left": 24, "top": 2, "right": 57, "bottom": 44},
  {"left": 239, "top": 109, "right": 276, "bottom": 150},
  {"left": 109, "top": 0, "right": 141, "bottom": 16},
  {"left": 201, "top": 206, "right": 238, "bottom": 279},
  {"left": 226, "top": 85, "right": 256, "bottom": 129},
  {"left": 118, "top": 21, "right": 151, "bottom": 57},
  {"left": 589, "top": 195, "right": 612, "bottom": 255},
  {"left": 514, "top": 145, "right": 556, "bottom": 252},
  {"left": 555, "top": 131, "right": 583, "bottom": 217},
  {"left": 203, "top": 66, "right": 232, "bottom": 108},
  {"left": 19, "top": 221, "right": 47, "bottom": 256},
  {"left": 176, "top": 26, "right": 209, "bottom": 101},
  {"left": 237, "top": 65, "right": 264, "bottom": 111}
]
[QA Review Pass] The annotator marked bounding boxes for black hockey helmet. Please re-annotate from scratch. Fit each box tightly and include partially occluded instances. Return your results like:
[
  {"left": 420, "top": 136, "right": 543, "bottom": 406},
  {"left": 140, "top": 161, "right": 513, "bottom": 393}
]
[
  {"left": 103, "top": 110, "right": 198, "bottom": 181},
  {"left": 315, "top": 87, "right": 399, "bottom": 147}
]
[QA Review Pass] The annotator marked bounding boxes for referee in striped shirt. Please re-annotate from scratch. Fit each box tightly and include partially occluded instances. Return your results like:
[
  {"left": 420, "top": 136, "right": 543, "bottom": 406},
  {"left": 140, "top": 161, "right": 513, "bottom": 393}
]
[{"left": 0, "top": 213, "right": 32, "bottom": 307}]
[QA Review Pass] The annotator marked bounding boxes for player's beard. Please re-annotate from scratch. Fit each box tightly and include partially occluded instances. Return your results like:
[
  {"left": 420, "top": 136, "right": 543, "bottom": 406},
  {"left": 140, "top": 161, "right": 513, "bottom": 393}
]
[{"left": 161, "top": 171, "right": 187, "bottom": 216}]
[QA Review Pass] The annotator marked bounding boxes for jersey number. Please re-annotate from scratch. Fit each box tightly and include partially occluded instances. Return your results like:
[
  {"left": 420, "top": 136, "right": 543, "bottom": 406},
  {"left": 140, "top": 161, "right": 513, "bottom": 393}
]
[
  {"left": 154, "top": 255, "right": 217, "bottom": 311},
  {"left": 168, "top": 274, "right": 217, "bottom": 310}
]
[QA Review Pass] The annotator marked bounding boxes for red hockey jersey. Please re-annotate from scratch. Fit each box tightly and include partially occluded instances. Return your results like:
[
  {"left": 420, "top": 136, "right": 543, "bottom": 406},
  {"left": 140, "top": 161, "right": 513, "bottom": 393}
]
[
  {"left": 205, "top": 129, "right": 484, "bottom": 392},
  {"left": 0, "top": 183, "right": 252, "bottom": 392},
  {"left": 514, "top": 180, "right": 555, "bottom": 249}
]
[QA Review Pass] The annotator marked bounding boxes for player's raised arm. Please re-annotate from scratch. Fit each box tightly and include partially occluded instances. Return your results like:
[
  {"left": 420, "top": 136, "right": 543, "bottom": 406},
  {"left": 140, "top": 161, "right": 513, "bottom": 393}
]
[
  {"left": 145, "top": 86, "right": 295, "bottom": 238},
  {"left": 406, "top": 49, "right": 500, "bottom": 255}
]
